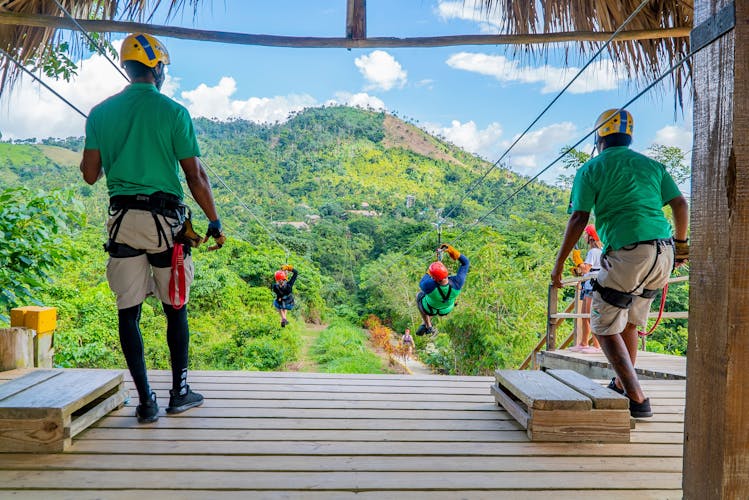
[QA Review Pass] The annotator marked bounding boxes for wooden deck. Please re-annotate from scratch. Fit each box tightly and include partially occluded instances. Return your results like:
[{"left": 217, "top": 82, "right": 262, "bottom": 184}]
[
  {"left": 538, "top": 349, "right": 686, "bottom": 380},
  {"left": 0, "top": 369, "right": 685, "bottom": 498}
]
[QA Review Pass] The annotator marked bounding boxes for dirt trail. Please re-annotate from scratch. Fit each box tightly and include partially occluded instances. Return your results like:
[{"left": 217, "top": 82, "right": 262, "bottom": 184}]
[{"left": 285, "top": 323, "right": 327, "bottom": 372}]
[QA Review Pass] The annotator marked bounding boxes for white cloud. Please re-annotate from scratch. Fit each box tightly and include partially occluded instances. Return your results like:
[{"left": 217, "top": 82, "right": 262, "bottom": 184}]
[
  {"left": 652, "top": 124, "right": 692, "bottom": 152},
  {"left": 446, "top": 52, "right": 626, "bottom": 94},
  {"left": 424, "top": 120, "right": 503, "bottom": 160},
  {"left": 179, "top": 77, "right": 316, "bottom": 123},
  {"left": 502, "top": 122, "right": 578, "bottom": 171},
  {"left": 0, "top": 43, "right": 127, "bottom": 140},
  {"left": 436, "top": 0, "right": 502, "bottom": 33},
  {"left": 415, "top": 79, "right": 435, "bottom": 89},
  {"left": 354, "top": 50, "right": 407, "bottom": 91},
  {"left": 327, "top": 92, "right": 385, "bottom": 111}
]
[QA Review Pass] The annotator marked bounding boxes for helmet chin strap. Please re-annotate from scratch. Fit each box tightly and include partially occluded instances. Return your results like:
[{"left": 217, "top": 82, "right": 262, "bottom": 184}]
[{"left": 152, "top": 63, "right": 165, "bottom": 90}]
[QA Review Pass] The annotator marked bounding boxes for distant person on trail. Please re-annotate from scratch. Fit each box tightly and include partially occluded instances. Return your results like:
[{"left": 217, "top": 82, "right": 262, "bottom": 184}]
[
  {"left": 551, "top": 108, "right": 689, "bottom": 419},
  {"left": 80, "top": 33, "right": 226, "bottom": 424},
  {"left": 402, "top": 328, "right": 414, "bottom": 360},
  {"left": 415, "top": 244, "right": 470, "bottom": 336},
  {"left": 272, "top": 264, "right": 298, "bottom": 327},
  {"left": 570, "top": 224, "right": 603, "bottom": 353}
]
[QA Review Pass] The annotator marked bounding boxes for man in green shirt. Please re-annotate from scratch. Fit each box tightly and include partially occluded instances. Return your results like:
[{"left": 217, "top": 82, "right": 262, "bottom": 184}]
[
  {"left": 551, "top": 109, "right": 689, "bottom": 418},
  {"left": 80, "top": 33, "right": 226, "bottom": 423}
]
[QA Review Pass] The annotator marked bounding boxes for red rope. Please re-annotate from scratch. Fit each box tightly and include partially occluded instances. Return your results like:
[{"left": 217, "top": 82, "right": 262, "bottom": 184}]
[
  {"left": 638, "top": 283, "right": 668, "bottom": 337},
  {"left": 169, "top": 244, "right": 187, "bottom": 310}
]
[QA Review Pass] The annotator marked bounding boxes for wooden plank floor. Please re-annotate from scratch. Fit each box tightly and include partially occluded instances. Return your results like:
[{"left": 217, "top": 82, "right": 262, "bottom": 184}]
[
  {"left": 0, "top": 369, "right": 685, "bottom": 499},
  {"left": 539, "top": 349, "right": 686, "bottom": 379}
]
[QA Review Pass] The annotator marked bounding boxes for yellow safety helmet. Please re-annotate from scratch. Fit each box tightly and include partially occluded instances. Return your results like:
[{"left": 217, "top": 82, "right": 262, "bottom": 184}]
[
  {"left": 595, "top": 109, "right": 633, "bottom": 138},
  {"left": 120, "top": 33, "right": 170, "bottom": 68}
]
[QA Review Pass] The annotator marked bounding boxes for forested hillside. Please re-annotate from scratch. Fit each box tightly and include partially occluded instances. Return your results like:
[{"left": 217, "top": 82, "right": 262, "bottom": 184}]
[{"left": 0, "top": 106, "right": 685, "bottom": 374}]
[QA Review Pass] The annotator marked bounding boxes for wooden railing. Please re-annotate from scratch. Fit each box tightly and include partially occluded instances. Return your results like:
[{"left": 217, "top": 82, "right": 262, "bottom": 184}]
[{"left": 520, "top": 274, "right": 689, "bottom": 370}]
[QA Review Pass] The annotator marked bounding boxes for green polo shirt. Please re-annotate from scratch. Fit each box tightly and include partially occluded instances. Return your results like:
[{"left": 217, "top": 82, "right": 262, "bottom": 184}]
[
  {"left": 84, "top": 83, "right": 201, "bottom": 198},
  {"left": 569, "top": 146, "right": 682, "bottom": 252}
]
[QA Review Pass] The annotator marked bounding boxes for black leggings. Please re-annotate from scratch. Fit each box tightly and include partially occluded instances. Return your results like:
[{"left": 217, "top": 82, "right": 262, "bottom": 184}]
[{"left": 118, "top": 303, "right": 190, "bottom": 402}]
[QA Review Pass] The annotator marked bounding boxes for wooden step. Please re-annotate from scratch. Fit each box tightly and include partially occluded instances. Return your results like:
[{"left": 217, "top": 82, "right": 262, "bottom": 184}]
[
  {"left": 0, "top": 369, "right": 128, "bottom": 452},
  {"left": 492, "top": 369, "right": 630, "bottom": 443}
]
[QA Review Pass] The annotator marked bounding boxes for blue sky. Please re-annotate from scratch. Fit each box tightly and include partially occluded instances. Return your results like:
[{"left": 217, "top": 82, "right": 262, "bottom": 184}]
[{"left": 0, "top": 0, "right": 692, "bottom": 184}]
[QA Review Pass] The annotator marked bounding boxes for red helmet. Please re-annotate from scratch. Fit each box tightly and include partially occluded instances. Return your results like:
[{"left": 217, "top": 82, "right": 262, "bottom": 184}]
[
  {"left": 274, "top": 270, "right": 287, "bottom": 282},
  {"left": 428, "top": 261, "right": 449, "bottom": 281},
  {"left": 584, "top": 224, "right": 600, "bottom": 242}
]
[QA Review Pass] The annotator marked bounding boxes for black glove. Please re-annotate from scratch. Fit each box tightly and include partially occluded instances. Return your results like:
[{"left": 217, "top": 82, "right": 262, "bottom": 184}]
[{"left": 204, "top": 219, "right": 226, "bottom": 251}]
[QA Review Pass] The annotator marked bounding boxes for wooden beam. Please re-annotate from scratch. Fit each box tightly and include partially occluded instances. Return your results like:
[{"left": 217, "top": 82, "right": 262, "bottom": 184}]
[
  {"left": 0, "top": 11, "right": 690, "bottom": 49},
  {"left": 346, "top": 0, "right": 366, "bottom": 40},
  {"left": 684, "top": 1, "right": 748, "bottom": 498}
]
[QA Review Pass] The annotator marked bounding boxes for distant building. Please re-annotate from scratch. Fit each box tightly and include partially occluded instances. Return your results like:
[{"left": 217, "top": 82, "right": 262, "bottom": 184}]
[
  {"left": 345, "top": 210, "right": 379, "bottom": 217},
  {"left": 272, "top": 221, "right": 310, "bottom": 231},
  {"left": 406, "top": 195, "right": 415, "bottom": 208},
  {"left": 305, "top": 214, "right": 321, "bottom": 224},
  {"left": 361, "top": 202, "right": 370, "bottom": 208}
]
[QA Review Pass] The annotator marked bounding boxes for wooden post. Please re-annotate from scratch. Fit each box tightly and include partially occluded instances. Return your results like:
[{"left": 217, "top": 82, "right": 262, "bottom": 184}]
[
  {"left": 546, "top": 284, "right": 558, "bottom": 351},
  {"left": 684, "top": 1, "right": 748, "bottom": 498},
  {"left": 346, "top": 0, "right": 366, "bottom": 40},
  {"left": 0, "top": 328, "right": 35, "bottom": 370}
]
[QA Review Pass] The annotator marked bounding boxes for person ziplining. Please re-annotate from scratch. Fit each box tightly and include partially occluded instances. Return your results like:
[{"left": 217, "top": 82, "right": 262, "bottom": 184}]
[
  {"left": 415, "top": 244, "right": 470, "bottom": 336},
  {"left": 272, "top": 264, "right": 298, "bottom": 327}
]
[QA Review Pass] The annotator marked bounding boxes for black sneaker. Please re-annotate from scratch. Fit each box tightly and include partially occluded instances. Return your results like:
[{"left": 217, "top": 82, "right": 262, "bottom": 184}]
[
  {"left": 281, "top": 319, "right": 286, "bottom": 328},
  {"left": 135, "top": 391, "right": 159, "bottom": 423},
  {"left": 415, "top": 324, "right": 428, "bottom": 336},
  {"left": 607, "top": 377, "right": 625, "bottom": 395},
  {"left": 629, "top": 397, "right": 653, "bottom": 418},
  {"left": 166, "top": 385, "right": 204, "bottom": 414},
  {"left": 426, "top": 326, "right": 437, "bottom": 336}
]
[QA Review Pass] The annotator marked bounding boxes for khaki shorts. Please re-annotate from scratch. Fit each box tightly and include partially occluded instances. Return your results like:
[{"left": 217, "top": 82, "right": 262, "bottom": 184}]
[
  {"left": 591, "top": 241, "right": 673, "bottom": 336},
  {"left": 105, "top": 209, "right": 194, "bottom": 310}
]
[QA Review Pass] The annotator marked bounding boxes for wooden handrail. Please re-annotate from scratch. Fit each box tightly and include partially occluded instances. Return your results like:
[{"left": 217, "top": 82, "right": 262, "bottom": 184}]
[{"left": 523, "top": 274, "right": 689, "bottom": 369}]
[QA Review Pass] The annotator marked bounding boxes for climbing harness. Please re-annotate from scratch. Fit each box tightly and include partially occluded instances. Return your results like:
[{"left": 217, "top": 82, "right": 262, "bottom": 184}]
[
  {"left": 104, "top": 192, "right": 193, "bottom": 310},
  {"left": 592, "top": 238, "right": 672, "bottom": 310}
]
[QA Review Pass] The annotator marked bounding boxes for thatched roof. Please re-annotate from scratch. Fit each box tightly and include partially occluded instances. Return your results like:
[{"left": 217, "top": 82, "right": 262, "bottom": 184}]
[
  {"left": 481, "top": 0, "right": 693, "bottom": 95},
  {"left": 0, "top": 0, "right": 193, "bottom": 92},
  {"left": 0, "top": 0, "right": 693, "bottom": 97}
]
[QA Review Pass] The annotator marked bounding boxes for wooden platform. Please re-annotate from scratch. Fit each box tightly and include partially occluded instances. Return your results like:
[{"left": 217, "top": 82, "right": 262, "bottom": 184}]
[
  {"left": 0, "top": 369, "right": 128, "bottom": 452},
  {"left": 0, "top": 369, "right": 686, "bottom": 498},
  {"left": 538, "top": 349, "right": 686, "bottom": 380}
]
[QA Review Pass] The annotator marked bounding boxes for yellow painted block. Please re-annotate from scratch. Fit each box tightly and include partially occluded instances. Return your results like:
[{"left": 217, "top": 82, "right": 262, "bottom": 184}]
[{"left": 9, "top": 306, "right": 57, "bottom": 334}]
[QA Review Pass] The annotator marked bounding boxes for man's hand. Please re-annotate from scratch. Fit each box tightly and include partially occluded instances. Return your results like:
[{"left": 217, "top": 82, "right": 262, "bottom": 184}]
[
  {"left": 439, "top": 244, "right": 461, "bottom": 260},
  {"left": 674, "top": 238, "right": 689, "bottom": 267},
  {"left": 550, "top": 263, "right": 565, "bottom": 289},
  {"left": 204, "top": 219, "right": 226, "bottom": 251}
]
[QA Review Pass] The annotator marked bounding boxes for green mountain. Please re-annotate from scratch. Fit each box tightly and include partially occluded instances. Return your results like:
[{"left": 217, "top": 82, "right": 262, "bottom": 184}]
[{"left": 1, "top": 106, "right": 574, "bottom": 374}]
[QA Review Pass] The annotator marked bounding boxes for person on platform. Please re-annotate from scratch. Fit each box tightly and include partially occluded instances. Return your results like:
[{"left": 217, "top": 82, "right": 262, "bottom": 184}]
[
  {"left": 570, "top": 224, "right": 603, "bottom": 353},
  {"left": 80, "top": 33, "right": 226, "bottom": 423},
  {"left": 551, "top": 108, "right": 689, "bottom": 418}
]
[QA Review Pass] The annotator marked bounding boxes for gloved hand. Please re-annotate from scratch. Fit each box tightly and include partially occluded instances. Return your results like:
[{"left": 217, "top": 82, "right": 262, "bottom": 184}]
[
  {"left": 439, "top": 244, "right": 461, "bottom": 260},
  {"left": 674, "top": 238, "right": 689, "bottom": 264},
  {"left": 175, "top": 218, "right": 202, "bottom": 248},
  {"left": 204, "top": 219, "right": 226, "bottom": 251},
  {"left": 281, "top": 264, "right": 294, "bottom": 271}
]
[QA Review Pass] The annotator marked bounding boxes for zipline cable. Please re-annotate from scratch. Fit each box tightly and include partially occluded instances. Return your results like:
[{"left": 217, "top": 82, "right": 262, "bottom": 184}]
[
  {"left": 402, "top": 0, "right": 653, "bottom": 258},
  {"left": 51, "top": 0, "right": 130, "bottom": 81},
  {"left": 0, "top": 47, "right": 87, "bottom": 118},
  {"left": 439, "top": 0, "right": 653, "bottom": 222},
  {"left": 449, "top": 41, "right": 705, "bottom": 246}
]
